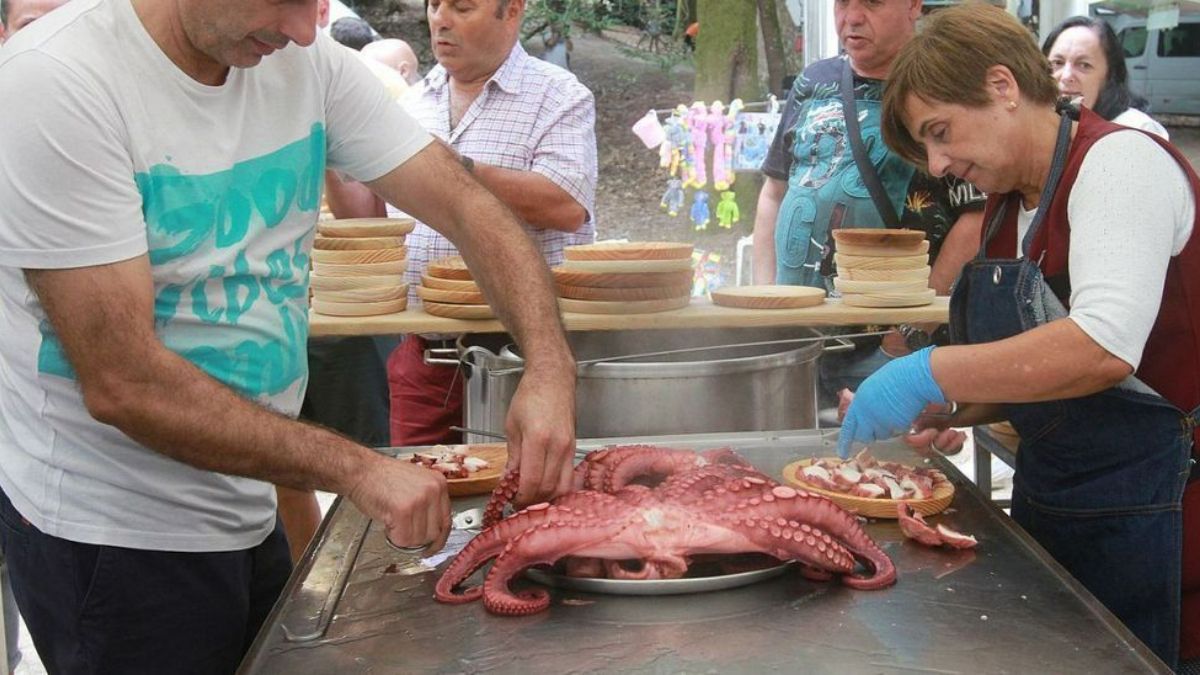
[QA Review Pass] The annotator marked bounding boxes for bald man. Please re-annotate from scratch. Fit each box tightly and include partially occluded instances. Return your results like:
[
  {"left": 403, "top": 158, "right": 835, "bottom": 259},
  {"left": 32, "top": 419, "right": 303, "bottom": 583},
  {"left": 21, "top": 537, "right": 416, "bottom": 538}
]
[
  {"left": 362, "top": 38, "right": 420, "bottom": 86},
  {"left": 0, "top": 0, "right": 63, "bottom": 41}
]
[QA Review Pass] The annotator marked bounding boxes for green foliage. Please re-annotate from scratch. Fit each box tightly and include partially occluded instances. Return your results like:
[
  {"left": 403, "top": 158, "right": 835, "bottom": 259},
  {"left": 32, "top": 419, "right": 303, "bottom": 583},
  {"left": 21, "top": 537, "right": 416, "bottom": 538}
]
[{"left": 523, "top": 0, "right": 679, "bottom": 38}]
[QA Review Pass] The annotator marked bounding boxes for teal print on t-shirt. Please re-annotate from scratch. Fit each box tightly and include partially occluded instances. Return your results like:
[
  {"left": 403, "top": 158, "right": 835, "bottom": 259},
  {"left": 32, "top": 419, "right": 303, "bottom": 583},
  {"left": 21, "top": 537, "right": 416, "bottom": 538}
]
[{"left": 38, "top": 125, "right": 326, "bottom": 401}]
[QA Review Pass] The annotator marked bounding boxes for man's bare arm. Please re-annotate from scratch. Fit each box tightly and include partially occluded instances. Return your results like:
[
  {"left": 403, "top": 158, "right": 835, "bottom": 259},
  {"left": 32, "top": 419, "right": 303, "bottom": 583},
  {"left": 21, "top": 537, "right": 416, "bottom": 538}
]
[
  {"left": 752, "top": 177, "right": 786, "bottom": 285},
  {"left": 468, "top": 162, "right": 587, "bottom": 232},
  {"left": 25, "top": 259, "right": 450, "bottom": 551},
  {"left": 368, "top": 142, "right": 578, "bottom": 503},
  {"left": 928, "top": 210, "right": 983, "bottom": 295},
  {"left": 324, "top": 169, "right": 385, "bottom": 219}
]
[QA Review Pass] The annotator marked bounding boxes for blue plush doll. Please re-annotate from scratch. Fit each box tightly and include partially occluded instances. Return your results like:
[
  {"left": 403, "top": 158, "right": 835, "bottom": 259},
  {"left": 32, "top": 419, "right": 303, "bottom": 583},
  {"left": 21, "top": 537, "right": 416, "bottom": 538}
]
[
  {"left": 660, "top": 178, "right": 685, "bottom": 216},
  {"left": 690, "top": 191, "right": 710, "bottom": 231}
]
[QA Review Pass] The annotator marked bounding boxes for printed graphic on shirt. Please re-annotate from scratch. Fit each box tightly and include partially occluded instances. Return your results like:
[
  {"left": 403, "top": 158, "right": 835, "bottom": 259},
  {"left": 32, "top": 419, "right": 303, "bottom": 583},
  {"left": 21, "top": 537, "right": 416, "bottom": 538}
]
[
  {"left": 37, "top": 125, "right": 326, "bottom": 401},
  {"left": 776, "top": 74, "right": 914, "bottom": 288},
  {"left": 767, "top": 59, "right": 985, "bottom": 289}
]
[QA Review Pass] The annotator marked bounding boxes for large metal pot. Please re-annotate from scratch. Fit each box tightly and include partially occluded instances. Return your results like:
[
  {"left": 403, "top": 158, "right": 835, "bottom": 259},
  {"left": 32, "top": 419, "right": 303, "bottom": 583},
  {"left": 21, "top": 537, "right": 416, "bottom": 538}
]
[{"left": 429, "top": 327, "right": 845, "bottom": 442}]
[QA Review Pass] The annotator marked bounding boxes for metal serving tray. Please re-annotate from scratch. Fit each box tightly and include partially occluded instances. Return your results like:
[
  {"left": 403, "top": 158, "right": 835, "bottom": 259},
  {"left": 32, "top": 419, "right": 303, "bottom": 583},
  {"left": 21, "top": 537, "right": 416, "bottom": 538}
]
[
  {"left": 240, "top": 429, "right": 1171, "bottom": 675},
  {"left": 523, "top": 561, "right": 797, "bottom": 596}
]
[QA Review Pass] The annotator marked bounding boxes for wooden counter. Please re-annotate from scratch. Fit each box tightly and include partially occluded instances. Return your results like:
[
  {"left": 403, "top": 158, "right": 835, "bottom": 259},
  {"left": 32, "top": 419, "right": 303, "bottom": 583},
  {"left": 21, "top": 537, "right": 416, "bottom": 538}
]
[{"left": 309, "top": 296, "right": 950, "bottom": 336}]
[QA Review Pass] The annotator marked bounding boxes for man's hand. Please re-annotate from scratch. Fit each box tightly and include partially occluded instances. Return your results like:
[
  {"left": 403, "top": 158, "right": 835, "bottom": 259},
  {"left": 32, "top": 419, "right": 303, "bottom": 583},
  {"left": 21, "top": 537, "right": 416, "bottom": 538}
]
[
  {"left": 504, "top": 366, "right": 577, "bottom": 507},
  {"left": 347, "top": 454, "right": 452, "bottom": 555},
  {"left": 837, "top": 347, "right": 946, "bottom": 458}
]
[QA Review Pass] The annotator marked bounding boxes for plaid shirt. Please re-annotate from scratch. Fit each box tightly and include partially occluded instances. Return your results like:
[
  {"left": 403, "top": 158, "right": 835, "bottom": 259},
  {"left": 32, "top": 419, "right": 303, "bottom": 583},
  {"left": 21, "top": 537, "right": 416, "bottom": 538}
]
[{"left": 394, "top": 44, "right": 597, "bottom": 303}]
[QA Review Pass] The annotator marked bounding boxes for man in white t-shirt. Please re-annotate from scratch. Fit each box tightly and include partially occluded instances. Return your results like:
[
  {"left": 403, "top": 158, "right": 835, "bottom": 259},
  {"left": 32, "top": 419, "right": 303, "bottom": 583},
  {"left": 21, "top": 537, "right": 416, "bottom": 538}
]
[
  {"left": 1, "top": 3, "right": 70, "bottom": 673},
  {"left": 0, "top": 0, "right": 577, "bottom": 671}
]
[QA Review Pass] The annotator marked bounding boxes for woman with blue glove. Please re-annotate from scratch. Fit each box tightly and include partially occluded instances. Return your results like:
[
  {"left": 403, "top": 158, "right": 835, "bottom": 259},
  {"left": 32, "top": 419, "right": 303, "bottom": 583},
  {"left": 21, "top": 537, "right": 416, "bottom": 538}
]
[{"left": 841, "top": 5, "right": 1200, "bottom": 669}]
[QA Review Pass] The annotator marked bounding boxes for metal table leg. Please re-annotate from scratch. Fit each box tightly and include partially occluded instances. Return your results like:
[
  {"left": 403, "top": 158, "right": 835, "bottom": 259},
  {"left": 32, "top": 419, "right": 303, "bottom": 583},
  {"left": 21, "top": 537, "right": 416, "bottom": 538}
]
[{"left": 972, "top": 425, "right": 1017, "bottom": 509}]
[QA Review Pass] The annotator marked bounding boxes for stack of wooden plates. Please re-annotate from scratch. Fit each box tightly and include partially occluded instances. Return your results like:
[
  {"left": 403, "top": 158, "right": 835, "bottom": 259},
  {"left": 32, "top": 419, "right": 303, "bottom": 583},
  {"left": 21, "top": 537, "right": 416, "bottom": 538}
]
[
  {"left": 553, "top": 242, "right": 694, "bottom": 314},
  {"left": 311, "top": 218, "right": 414, "bottom": 316},
  {"left": 831, "top": 229, "right": 935, "bottom": 308},
  {"left": 417, "top": 256, "right": 494, "bottom": 320}
]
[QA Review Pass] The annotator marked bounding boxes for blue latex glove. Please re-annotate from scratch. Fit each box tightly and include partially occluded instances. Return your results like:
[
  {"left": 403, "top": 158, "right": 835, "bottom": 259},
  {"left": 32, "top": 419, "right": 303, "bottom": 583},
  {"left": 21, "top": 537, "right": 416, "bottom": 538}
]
[{"left": 837, "top": 347, "right": 946, "bottom": 458}]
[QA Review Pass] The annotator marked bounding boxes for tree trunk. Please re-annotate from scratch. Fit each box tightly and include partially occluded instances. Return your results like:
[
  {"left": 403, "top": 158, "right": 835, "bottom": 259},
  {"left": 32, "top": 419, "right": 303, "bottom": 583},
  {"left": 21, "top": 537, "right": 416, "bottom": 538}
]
[
  {"left": 694, "top": 0, "right": 763, "bottom": 238},
  {"left": 757, "top": 0, "right": 786, "bottom": 97}
]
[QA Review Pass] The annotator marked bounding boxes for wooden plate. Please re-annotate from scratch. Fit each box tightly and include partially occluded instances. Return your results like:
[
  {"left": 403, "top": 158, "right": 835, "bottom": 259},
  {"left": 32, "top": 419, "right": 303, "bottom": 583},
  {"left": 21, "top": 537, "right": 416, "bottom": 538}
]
[
  {"left": 313, "top": 283, "right": 408, "bottom": 303},
  {"left": 711, "top": 285, "right": 826, "bottom": 310},
  {"left": 781, "top": 457, "right": 954, "bottom": 518},
  {"left": 446, "top": 444, "right": 507, "bottom": 497},
  {"left": 556, "top": 283, "right": 692, "bottom": 301},
  {"left": 417, "top": 285, "right": 488, "bottom": 305},
  {"left": 835, "top": 240, "right": 929, "bottom": 257},
  {"left": 427, "top": 256, "right": 473, "bottom": 280},
  {"left": 311, "top": 273, "right": 404, "bottom": 291},
  {"left": 837, "top": 266, "right": 931, "bottom": 282},
  {"left": 559, "top": 295, "right": 690, "bottom": 315},
  {"left": 841, "top": 288, "right": 937, "bottom": 308},
  {"left": 552, "top": 267, "right": 693, "bottom": 289},
  {"left": 834, "top": 253, "right": 929, "bottom": 270},
  {"left": 312, "top": 260, "right": 407, "bottom": 277},
  {"left": 564, "top": 241, "right": 694, "bottom": 261},
  {"left": 312, "top": 246, "right": 407, "bottom": 265},
  {"left": 317, "top": 217, "right": 415, "bottom": 238},
  {"left": 831, "top": 228, "right": 925, "bottom": 247},
  {"left": 311, "top": 296, "right": 408, "bottom": 317},
  {"left": 422, "top": 300, "right": 495, "bottom": 319},
  {"left": 314, "top": 235, "right": 406, "bottom": 251},
  {"left": 559, "top": 258, "right": 694, "bottom": 273},
  {"left": 833, "top": 277, "right": 930, "bottom": 294},
  {"left": 421, "top": 275, "right": 480, "bottom": 292}
]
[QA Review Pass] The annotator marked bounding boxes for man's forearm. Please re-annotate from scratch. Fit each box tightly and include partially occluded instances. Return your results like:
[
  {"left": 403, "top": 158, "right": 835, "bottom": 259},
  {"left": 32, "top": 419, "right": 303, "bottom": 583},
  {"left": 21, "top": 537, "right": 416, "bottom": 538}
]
[
  {"left": 752, "top": 178, "right": 786, "bottom": 284},
  {"left": 471, "top": 163, "right": 588, "bottom": 232},
  {"left": 324, "top": 169, "right": 385, "bottom": 219},
  {"left": 929, "top": 210, "right": 982, "bottom": 295},
  {"left": 91, "top": 347, "right": 380, "bottom": 494}
]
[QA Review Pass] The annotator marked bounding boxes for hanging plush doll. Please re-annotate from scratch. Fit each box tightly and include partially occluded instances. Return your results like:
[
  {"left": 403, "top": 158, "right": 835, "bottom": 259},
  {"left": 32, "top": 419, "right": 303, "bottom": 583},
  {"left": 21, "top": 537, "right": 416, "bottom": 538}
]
[
  {"left": 716, "top": 190, "right": 739, "bottom": 229},
  {"left": 724, "top": 99, "right": 744, "bottom": 184},
  {"left": 686, "top": 101, "right": 709, "bottom": 188},
  {"left": 663, "top": 105, "right": 691, "bottom": 178},
  {"left": 709, "top": 101, "right": 733, "bottom": 191},
  {"left": 660, "top": 177, "right": 685, "bottom": 217},
  {"left": 690, "top": 191, "right": 711, "bottom": 231}
]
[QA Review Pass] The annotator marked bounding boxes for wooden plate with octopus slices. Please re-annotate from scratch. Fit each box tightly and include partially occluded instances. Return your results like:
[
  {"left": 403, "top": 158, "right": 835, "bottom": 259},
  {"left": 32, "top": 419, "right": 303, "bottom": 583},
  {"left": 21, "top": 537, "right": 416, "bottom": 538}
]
[
  {"left": 405, "top": 443, "right": 507, "bottom": 497},
  {"left": 781, "top": 457, "right": 954, "bottom": 519}
]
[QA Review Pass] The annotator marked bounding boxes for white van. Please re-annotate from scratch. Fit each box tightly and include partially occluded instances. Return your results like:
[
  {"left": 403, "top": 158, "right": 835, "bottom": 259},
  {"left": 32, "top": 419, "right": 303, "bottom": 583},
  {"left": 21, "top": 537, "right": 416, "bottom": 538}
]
[{"left": 1112, "top": 15, "right": 1200, "bottom": 115}]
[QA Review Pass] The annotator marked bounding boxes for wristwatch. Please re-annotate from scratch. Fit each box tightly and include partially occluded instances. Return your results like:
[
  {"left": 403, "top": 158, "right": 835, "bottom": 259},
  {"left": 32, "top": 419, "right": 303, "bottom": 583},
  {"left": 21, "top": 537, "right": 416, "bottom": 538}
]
[
  {"left": 459, "top": 154, "right": 475, "bottom": 174},
  {"left": 897, "top": 323, "right": 933, "bottom": 351}
]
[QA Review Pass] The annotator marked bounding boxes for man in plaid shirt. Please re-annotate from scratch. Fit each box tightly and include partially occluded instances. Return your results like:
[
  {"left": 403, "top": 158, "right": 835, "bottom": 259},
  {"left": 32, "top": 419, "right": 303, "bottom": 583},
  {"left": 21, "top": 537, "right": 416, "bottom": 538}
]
[{"left": 387, "top": 0, "right": 598, "bottom": 446}]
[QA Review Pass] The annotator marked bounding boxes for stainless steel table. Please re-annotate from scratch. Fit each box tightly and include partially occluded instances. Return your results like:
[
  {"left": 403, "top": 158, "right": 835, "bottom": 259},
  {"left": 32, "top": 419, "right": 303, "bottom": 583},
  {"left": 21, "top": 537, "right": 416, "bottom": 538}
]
[{"left": 240, "top": 430, "right": 1168, "bottom": 674}]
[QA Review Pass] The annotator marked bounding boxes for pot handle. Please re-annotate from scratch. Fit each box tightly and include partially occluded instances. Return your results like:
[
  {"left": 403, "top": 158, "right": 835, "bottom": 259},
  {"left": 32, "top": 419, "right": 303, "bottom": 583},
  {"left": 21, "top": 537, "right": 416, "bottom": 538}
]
[
  {"left": 822, "top": 337, "right": 856, "bottom": 354},
  {"left": 423, "top": 347, "right": 462, "bottom": 367}
]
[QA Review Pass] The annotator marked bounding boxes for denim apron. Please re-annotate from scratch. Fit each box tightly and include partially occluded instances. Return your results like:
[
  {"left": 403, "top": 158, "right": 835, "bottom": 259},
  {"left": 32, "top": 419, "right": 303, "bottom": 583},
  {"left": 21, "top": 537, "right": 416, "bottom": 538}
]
[{"left": 949, "top": 114, "right": 1198, "bottom": 668}]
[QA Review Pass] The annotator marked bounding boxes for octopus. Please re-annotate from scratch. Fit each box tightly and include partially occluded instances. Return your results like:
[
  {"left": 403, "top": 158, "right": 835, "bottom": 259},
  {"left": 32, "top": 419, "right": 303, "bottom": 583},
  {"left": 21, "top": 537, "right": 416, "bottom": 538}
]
[
  {"left": 436, "top": 445, "right": 897, "bottom": 616},
  {"left": 897, "top": 504, "right": 978, "bottom": 549}
]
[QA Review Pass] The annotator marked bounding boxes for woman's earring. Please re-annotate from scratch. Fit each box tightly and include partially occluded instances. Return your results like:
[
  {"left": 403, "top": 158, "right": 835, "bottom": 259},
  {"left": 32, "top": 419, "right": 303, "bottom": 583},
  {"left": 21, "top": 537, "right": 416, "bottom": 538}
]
[{"left": 1007, "top": 100, "right": 1018, "bottom": 110}]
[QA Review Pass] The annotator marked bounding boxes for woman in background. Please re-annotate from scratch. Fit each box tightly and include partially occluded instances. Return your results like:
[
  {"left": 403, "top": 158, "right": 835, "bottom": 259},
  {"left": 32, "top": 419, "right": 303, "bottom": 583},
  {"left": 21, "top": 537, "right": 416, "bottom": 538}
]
[{"left": 1043, "top": 16, "right": 1169, "bottom": 138}]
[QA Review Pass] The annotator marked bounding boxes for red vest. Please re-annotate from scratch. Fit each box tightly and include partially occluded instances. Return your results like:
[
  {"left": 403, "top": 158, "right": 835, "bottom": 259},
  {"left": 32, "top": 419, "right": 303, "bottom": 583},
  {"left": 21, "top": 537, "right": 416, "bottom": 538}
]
[{"left": 981, "top": 108, "right": 1200, "bottom": 431}]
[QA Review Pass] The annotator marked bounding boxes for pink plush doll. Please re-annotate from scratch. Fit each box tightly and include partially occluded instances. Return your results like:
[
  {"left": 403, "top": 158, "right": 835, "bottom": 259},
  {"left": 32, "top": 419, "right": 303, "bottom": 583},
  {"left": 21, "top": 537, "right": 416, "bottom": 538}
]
[
  {"left": 708, "top": 101, "right": 733, "bottom": 191},
  {"left": 686, "top": 101, "right": 709, "bottom": 188}
]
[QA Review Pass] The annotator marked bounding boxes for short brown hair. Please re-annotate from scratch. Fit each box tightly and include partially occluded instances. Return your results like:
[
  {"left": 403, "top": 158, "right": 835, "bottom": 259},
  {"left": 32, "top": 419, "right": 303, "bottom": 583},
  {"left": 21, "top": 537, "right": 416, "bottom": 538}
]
[{"left": 881, "top": 2, "right": 1058, "bottom": 165}]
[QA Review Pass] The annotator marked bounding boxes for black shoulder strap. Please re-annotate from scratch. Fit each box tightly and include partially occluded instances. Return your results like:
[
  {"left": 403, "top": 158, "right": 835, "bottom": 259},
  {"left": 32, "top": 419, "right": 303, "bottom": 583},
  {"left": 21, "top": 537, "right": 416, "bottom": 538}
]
[{"left": 840, "top": 58, "right": 900, "bottom": 228}]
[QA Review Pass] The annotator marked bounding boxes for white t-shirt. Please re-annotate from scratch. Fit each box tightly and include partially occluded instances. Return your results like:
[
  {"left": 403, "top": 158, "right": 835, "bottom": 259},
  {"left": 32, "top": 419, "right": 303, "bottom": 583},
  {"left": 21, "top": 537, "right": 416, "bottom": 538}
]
[
  {"left": 0, "top": 0, "right": 431, "bottom": 551},
  {"left": 1111, "top": 107, "right": 1170, "bottom": 140},
  {"left": 1014, "top": 129, "right": 1194, "bottom": 370}
]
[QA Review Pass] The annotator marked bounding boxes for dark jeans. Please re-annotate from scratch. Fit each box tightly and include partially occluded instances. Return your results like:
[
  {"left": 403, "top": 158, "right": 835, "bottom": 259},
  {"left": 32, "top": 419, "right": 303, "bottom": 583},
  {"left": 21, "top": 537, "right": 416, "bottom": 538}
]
[{"left": 0, "top": 488, "right": 292, "bottom": 674}]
